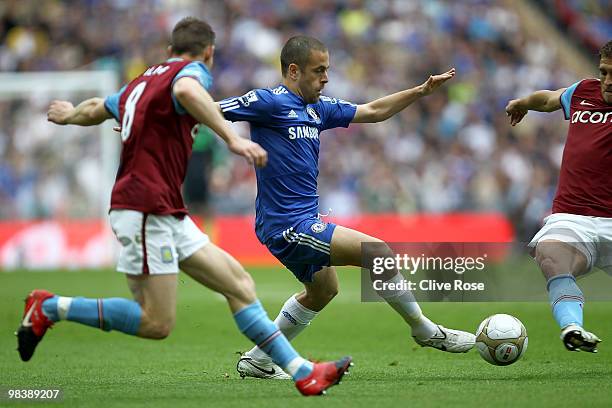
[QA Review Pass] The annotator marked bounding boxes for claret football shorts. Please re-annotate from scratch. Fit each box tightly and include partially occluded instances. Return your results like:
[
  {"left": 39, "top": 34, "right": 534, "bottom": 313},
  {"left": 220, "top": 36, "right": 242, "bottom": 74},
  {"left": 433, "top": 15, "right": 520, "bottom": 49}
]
[
  {"left": 109, "top": 209, "right": 209, "bottom": 275},
  {"left": 529, "top": 212, "right": 612, "bottom": 274}
]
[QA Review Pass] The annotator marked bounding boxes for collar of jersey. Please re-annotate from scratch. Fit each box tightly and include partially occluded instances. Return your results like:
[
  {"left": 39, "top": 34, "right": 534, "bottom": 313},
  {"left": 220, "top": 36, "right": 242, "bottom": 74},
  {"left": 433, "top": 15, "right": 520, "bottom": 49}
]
[
  {"left": 278, "top": 84, "right": 308, "bottom": 106},
  {"left": 166, "top": 57, "right": 211, "bottom": 75}
]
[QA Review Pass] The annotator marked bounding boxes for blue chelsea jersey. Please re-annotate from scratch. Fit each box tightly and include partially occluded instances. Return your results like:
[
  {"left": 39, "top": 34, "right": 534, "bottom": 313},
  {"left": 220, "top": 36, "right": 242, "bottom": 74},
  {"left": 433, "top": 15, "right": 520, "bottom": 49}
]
[{"left": 220, "top": 85, "right": 357, "bottom": 243}]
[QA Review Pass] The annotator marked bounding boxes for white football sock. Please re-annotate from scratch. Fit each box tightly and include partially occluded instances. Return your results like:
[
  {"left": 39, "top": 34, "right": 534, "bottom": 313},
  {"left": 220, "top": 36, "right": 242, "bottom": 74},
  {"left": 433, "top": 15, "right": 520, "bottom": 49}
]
[
  {"left": 57, "top": 296, "right": 73, "bottom": 320},
  {"left": 376, "top": 273, "right": 437, "bottom": 340},
  {"left": 248, "top": 294, "right": 318, "bottom": 362}
]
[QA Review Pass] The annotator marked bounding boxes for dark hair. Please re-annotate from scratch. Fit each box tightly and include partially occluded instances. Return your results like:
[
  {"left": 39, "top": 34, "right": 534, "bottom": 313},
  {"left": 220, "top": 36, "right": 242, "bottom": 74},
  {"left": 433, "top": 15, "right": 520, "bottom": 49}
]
[
  {"left": 170, "top": 17, "right": 215, "bottom": 57},
  {"left": 600, "top": 40, "right": 612, "bottom": 59},
  {"left": 280, "top": 36, "right": 327, "bottom": 76}
]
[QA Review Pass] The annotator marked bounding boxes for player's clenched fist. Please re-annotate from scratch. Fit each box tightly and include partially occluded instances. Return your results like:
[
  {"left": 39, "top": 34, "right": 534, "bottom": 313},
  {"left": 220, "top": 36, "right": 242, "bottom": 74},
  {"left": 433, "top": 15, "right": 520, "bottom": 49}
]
[
  {"left": 420, "top": 68, "right": 456, "bottom": 96},
  {"left": 47, "top": 100, "right": 74, "bottom": 125},
  {"left": 228, "top": 137, "right": 268, "bottom": 168},
  {"left": 505, "top": 99, "right": 528, "bottom": 126}
]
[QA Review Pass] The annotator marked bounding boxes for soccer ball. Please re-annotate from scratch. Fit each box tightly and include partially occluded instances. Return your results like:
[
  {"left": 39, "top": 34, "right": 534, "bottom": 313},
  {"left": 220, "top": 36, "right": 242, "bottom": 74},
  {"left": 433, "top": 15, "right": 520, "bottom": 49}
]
[{"left": 475, "top": 314, "right": 528, "bottom": 366}]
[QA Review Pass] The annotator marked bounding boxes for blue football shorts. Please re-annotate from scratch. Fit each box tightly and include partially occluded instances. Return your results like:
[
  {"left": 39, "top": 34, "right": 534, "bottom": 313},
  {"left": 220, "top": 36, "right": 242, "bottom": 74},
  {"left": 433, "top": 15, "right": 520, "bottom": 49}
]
[{"left": 265, "top": 217, "right": 337, "bottom": 283}]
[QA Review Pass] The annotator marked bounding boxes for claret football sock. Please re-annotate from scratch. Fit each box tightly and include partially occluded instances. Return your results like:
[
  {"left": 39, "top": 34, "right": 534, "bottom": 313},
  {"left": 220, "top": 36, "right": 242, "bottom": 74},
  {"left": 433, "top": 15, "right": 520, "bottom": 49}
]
[
  {"left": 375, "top": 273, "right": 437, "bottom": 340},
  {"left": 41, "top": 296, "right": 141, "bottom": 335},
  {"left": 248, "top": 294, "right": 318, "bottom": 361},
  {"left": 234, "top": 300, "right": 314, "bottom": 380},
  {"left": 547, "top": 275, "right": 584, "bottom": 328}
]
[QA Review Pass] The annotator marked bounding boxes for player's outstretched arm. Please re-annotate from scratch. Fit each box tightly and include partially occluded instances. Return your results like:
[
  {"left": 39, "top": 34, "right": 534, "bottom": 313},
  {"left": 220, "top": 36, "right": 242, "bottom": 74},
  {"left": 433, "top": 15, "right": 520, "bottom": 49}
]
[
  {"left": 173, "top": 77, "right": 267, "bottom": 167},
  {"left": 47, "top": 98, "right": 111, "bottom": 126},
  {"left": 352, "top": 68, "right": 455, "bottom": 123},
  {"left": 505, "top": 89, "right": 565, "bottom": 126}
]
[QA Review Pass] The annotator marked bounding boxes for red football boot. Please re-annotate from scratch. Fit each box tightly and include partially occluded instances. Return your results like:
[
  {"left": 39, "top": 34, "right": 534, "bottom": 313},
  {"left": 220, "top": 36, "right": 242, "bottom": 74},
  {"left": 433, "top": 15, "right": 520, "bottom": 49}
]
[
  {"left": 16, "top": 289, "right": 55, "bottom": 362},
  {"left": 295, "top": 356, "right": 352, "bottom": 396}
]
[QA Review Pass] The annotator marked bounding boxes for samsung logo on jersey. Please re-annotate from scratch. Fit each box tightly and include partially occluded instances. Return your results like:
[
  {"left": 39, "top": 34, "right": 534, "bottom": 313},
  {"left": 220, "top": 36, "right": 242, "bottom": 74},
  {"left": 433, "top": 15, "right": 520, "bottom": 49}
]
[
  {"left": 288, "top": 126, "right": 319, "bottom": 140},
  {"left": 571, "top": 110, "right": 612, "bottom": 124}
]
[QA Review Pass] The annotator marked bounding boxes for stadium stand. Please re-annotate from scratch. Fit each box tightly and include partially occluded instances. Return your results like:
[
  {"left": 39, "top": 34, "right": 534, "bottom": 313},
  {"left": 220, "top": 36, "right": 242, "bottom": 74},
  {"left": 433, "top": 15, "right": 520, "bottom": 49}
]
[
  {"left": 0, "top": 0, "right": 601, "bottom": 242},
  {"left": 536, "top": 0, "right": 612, "bottom": 55}
]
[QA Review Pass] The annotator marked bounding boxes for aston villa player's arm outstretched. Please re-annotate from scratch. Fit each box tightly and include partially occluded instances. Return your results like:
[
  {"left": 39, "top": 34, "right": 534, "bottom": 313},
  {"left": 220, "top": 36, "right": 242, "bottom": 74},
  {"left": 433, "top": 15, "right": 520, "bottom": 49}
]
[{"left": 506, "top": 40, "right": 612, "bottom": 354}]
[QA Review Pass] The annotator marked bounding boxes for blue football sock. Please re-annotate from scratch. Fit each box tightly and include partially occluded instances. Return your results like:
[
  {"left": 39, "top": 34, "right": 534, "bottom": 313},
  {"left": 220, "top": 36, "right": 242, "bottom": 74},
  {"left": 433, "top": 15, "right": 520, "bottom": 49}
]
[
  {"left": 41, "top": 297, "right": 60, "bottom": 322},
  {"left": 547, "top": 275, "right": 584, "bottom": 328},
  {"left": 234, "top": 300, "right": 313, "bottom": 380},
  {"left": 42, "top": 296, "right": 141, "bottom": 335}
]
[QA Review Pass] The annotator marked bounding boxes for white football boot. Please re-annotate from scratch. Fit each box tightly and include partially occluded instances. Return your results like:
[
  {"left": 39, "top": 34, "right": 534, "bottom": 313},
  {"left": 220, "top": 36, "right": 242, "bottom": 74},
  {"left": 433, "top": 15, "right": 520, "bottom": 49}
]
[
  {"left": 413, "top": 325, "right": 475, "bottom": 353},
  {"left": 561, "top": 324, "right": 601, "bottom": 353},
  {"left": 236, "top": 353, "right": 292, "bottom": 380}
]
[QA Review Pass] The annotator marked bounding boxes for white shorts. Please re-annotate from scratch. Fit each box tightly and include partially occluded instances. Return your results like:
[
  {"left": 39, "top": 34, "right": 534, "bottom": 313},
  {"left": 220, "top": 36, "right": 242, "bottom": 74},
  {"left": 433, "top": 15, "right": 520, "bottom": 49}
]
[
  {"left": 109, "top": 209, "right": 209, "bottom": 275},
  {"left": 528, "top": 213, "right": 612, "bottom": 274}
]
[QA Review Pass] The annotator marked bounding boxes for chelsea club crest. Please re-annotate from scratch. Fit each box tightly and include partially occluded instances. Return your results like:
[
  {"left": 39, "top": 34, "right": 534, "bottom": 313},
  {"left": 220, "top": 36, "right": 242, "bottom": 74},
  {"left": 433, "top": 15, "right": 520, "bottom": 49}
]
[
  {"left": 311, "top": 221, "right": 327, "bottom": 233},
  {"left": 307, "top": 107, "right": 321, "bottom": 124}
]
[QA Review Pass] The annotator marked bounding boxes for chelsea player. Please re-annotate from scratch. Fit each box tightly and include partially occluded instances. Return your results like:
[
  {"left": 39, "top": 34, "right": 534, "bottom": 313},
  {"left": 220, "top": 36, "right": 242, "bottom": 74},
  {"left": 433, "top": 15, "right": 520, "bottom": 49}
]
[{"left": 219, "top": 36, "right": 476, "bottom": 379}]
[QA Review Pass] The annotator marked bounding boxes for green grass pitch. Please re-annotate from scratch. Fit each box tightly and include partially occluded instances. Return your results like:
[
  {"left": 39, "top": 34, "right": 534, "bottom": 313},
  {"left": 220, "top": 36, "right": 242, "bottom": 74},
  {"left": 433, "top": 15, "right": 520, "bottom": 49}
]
[{"left": 1, "top": 264, "right": 611, "bottom": 407}]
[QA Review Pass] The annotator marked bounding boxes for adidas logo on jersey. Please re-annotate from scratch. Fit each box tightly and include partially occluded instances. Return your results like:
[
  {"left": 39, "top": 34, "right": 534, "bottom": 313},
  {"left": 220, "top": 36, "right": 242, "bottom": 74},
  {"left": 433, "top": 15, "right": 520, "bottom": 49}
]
[
  {"left": 272, "top": 86, "right": 288, "bottom": 95},
  {"left": 288, "top": 110, "right": 298, "bottom": 118}
]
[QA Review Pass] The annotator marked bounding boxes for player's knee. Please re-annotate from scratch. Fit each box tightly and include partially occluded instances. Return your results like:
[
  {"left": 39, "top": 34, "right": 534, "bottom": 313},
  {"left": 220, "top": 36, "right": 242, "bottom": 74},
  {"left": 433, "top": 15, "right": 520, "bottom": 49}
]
[
  {"left": 307, "top": 284, "right": 338, "bottom": 306},
  {"left": 535, "top": 250, "right": 563, "bottom": 279},
  {"left": 323, "top": 286, "right": 339, "bottom": 303},
  {"left": 226, "top": 270, "right": 257, "bottom": 305},
  {"left": 370, "top": 240, "right": 394, "bottom": 259},
  {"left": 148, "top": 319, "right": 174, "bottom": 339},
  {"left": 369, "top": 241, "right": 397, "bottom": 278},
  {"left": 141, "top": 312, "right": 175, "bottom": 339},
  {"left": 238, "top": 272, "right": 256, "bottom": 300}
]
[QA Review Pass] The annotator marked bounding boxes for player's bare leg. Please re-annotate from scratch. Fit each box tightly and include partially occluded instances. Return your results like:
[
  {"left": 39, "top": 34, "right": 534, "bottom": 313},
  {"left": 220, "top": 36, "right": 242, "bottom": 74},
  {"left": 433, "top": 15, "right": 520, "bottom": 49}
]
[
  {"left": 180, "top": 242, "right": 351, "bottom": 395},
  {"left": 17, "top": 272, "right": 180, "bottom": 362},
  {"left": 237, "top": 224, "right": 474, "bottom": 375},
  {"left": 126, "top": 274, "right": 177, "bottom": 339},
  {"left": 330, "top": 225, "right": 475, "bottom": 353},
  {"left": 535, "top": 240, "right": 601, "bottom": 352},
  {"left": 298, "top": 266, "right": 340, "bottom": 311},
  {"left": 181, "top": 245, "right": 288, "bottom": 379},
  {"left": 16, "top": 275, "right": 176, "bottom": 361},
  {"left": 184, "top": 244, "right": 289, "bottom": 379},
  {"left": 180, "top": 243, "right": 257, "bottom": 311},
  {"left": 238, "top": 267, "right": 339, "bottom": 379}
]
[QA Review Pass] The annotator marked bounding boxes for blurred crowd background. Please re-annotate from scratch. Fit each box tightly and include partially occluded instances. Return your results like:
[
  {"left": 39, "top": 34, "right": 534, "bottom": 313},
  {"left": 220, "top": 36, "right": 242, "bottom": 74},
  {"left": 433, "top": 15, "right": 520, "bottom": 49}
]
[{"left": 0, "top": 0, "right": 609, "bottom": 241}]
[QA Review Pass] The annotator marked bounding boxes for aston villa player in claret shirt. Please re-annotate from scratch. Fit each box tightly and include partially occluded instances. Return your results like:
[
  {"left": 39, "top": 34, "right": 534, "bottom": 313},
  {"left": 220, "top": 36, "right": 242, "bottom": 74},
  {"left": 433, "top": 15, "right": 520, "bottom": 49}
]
[{"left": 506, "top": 40, "right": 612, "bottom": 354}]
